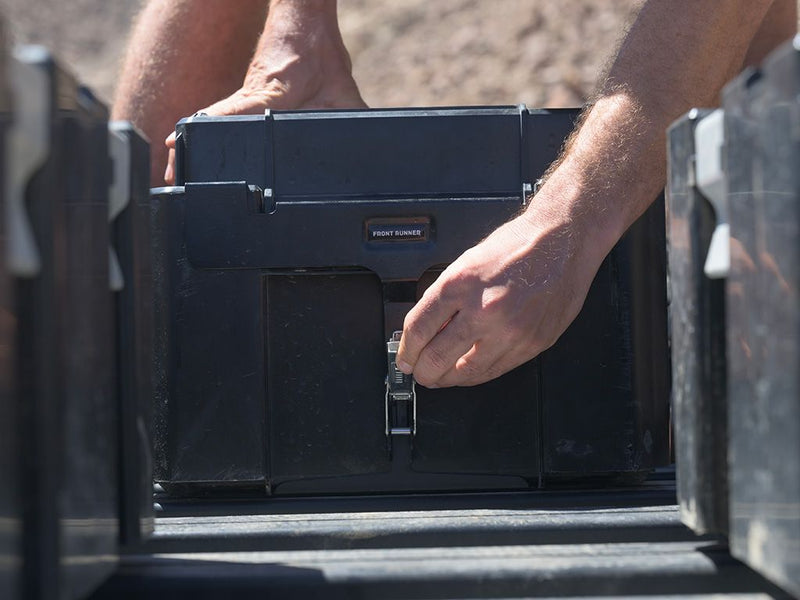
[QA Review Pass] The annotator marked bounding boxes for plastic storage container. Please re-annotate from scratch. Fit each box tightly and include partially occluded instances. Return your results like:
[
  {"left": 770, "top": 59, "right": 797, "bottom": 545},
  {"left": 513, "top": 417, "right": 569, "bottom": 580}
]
[
  {"left": 0, "top": 22, "right": 21, "bottom": 600},
  {"left": 666, "top": 108, "right": 729, "bottom": 536},
  {"left": 9, "top": 46, "right": 118, "bottom": 600},
  {"left": 108, "top": 121, "right": 154, "bottom": 548},
  {"left": 721, "top": 37, "right": 800, "bottom": 597},
  {"left": 152, "top": 106, "right": 671, "bottom": 496}
]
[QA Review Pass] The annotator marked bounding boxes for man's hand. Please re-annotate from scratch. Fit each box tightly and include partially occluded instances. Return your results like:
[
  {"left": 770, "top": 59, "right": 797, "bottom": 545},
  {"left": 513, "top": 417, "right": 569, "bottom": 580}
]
[
  {"left": 396, "top": 181, "right": 609, "bottom": 388},
  {"left": 112, "top": 0, "right": 364, "bottom": 186},
  {"left": 396, "top": 0, "right": 791, "bottom": 389},
  {"left": 164, "top": 0, "right": 365, "bottom": 183}
]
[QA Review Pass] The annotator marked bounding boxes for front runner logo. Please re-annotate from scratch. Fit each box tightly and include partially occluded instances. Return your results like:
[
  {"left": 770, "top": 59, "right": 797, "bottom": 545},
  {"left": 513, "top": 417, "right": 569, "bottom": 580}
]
[{"left": 366, "top": 218, "right": 430, "bottom": 243}]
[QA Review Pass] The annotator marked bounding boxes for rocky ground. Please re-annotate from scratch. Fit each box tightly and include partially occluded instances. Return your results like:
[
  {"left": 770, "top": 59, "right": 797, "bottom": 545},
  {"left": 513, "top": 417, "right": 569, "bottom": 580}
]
[{"left": 0, "top": 0, "right": 642, "bottom": 108}]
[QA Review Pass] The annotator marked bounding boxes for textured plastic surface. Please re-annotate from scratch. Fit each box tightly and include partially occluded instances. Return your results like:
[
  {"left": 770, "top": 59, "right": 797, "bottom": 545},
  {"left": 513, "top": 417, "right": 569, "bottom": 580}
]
[
  {"left": 12, "top": 49, "right": 119, "bottom": 599},
  {"left": 721, "top": 37, "right": 800, "bottom": 597},
  {"left": 90, "top": 474, "right": 789, "bottom": 600},
  {"left": 0, "top": 28, "right": 21, "bottom": 600},
  {"left": 694, "top": 109, "right": 730, "bottom": 279},
  {"left": 666, "top": 109, "right": 729, "bottom": 536},
  {"left": 109, "top": 122, "right": 155, "bottom": 548},
  {"left": 152, "top": 107, "right": 670, "bottom": 495}
]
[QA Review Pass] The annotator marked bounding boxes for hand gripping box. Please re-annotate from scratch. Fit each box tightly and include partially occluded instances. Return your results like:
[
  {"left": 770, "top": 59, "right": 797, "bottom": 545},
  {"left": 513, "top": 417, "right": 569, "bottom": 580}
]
[{"left": 151, "top": 106, "right": 671, "bottom": 496}]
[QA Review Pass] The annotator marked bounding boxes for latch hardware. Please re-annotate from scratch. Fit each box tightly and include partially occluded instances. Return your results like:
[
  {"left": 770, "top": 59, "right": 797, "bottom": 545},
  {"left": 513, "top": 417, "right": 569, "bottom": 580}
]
[{"left": 385, "top": 331, "right": 416, "bottom": 436}]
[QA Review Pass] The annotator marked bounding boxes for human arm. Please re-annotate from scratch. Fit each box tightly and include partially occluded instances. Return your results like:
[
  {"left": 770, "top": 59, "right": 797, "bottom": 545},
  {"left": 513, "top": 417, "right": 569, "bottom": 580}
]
[
  {"left": 112, "top": 0, "right": 365, "bottom": 186},
  {"left": 111, "top": 0, "right": 268, "bottom": 185},
  {"left": 395, "top": 0, "right": 795, "bottom": 388}
]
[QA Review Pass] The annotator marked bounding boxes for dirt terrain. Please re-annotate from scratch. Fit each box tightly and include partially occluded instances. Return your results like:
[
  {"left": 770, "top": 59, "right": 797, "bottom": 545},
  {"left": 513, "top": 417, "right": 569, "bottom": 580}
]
[{"left": 0, "top": 0, "right": 641, "bottom": 108}]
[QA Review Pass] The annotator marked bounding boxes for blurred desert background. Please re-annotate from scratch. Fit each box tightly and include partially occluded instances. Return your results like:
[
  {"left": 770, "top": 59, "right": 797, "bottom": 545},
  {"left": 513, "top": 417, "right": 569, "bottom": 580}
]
[{"left": 0, "top": 0, "right": 641, "bottom": 108}]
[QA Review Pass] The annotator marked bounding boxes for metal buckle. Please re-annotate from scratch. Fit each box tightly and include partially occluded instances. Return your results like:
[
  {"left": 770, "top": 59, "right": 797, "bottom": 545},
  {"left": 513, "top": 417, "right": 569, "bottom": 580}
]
[{"left": 385, "top": 331, "right": 416, "bottom": 436}]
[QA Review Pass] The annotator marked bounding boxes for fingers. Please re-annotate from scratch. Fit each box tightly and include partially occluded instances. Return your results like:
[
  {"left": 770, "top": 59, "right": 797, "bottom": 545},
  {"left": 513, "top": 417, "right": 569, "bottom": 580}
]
[
  {"left": 159, "top": 78, "right": 368, "bottom": 185},
  {"left": 161, "top": 95, "right": 259, "bottom": 184},
  {"left": 395, "top": 285, "right": 461, "bottom": 379},
  {"left": 404, "top": 318, "right": 539, "bottom": 389},
  {"left": 398, "top": 274, "right": 552, "bottom": 388},
  {"left": 164, "top": 147, "right": 176, "bottom": 185},
  {"left": 164, "top": 132, "right": 176, "bottom": 184},
  {"left": 437, "top": 345, "right": 538, "bottom": 388},
  {"left": 436, "top": 343, "right": 501, "bottom": 388},
  {"left": 404, "top": 311, "right": 485, "bottom": 388}
]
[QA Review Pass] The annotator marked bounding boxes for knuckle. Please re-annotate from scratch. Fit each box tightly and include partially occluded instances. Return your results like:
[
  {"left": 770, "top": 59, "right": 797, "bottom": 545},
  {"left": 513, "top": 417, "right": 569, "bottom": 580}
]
[
  {"left": 401, "top": 319, "right": 422, "bottom": 345},
  {"left": 423, "top": 345, "right": 452, "bottom": 373},
  {"left": 413, "top": 362, "right": 444, "bottom": 388},
  {"left": 457, "top": 357, "right": 484, "bottom": 380},
  {"left": 478, "top": 290, "right": 499, "bottom": 311},
  {"left": 497, "top": 322, "right": 528, "bottom": 349},
  {"left": 400, "top": 332, "right": 428, "bottom": 363},
  {"left": 480, "top": 284, "right": 514, "bottom": 315},
  {"left": 435, "top": 280, "right": 462, "bottom": 305},
  {"left": 481, "top": 295, "right": 507, "bottom": 319}
]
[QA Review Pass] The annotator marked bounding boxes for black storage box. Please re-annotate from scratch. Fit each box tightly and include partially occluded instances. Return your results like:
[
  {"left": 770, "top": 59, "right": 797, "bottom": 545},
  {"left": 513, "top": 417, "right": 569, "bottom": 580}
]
[
  {"left": 152, "top": 106, "right": 671, "bottom": 496},
  {"left": 721, "top": 37, "right": 800, "bottom": 596},
  {"left": 0, "top": 23, "right": 21, "bottom": 600},
  {"left": 666, "top": 108, "right": 729, "bottom": 536},
  {"left": 8, "top": 47, "right": 118, "bottom": 600},
  {"left": 108, "top": 121, "right": 155, "bottom": 548}
]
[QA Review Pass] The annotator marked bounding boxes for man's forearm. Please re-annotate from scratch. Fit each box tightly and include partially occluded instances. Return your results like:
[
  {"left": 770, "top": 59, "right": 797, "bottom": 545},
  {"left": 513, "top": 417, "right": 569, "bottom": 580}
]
[
  {"left": 532, "top": 0, "right": 792, "bottom": 258},
  {"left": 394, "top": 0, "right": 795, "bottom": 388},
  {"left": 112, "top": 0, "right": 268, "bottom": 185}
]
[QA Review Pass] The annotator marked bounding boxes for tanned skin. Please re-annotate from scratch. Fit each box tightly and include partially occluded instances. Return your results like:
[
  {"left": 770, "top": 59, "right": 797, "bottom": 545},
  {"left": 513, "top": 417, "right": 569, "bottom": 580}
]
[
  {"left": 112, "top": 0, "right": 364, "bottom": 185},
  {"left": 113, "top": 0, "right": 795, "bottom": 386},
  {"left": 395, "top": 0, "right": 796, "bottom": 388}
]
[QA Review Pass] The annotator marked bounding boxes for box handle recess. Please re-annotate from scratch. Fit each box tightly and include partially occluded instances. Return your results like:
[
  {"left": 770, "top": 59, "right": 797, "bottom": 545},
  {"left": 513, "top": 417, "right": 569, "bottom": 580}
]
[
  {"left": 695, "top": 109, "right": 729, "bottom": 279},
  {"left": 5, "top": 47, "right": 50, "bottom": 277},
  {"left": 108, "top": 123, "right": 132, "bottom": 292}
]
